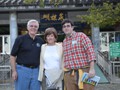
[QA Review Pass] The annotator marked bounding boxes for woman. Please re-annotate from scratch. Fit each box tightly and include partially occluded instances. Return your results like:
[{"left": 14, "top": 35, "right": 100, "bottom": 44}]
[{"left": 38, "top": 27, "right": 63, "bottom": 90}]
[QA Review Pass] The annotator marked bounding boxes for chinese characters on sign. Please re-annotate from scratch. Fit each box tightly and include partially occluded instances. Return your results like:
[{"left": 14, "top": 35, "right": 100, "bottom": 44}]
[
  {"left": 110, "top": 42, "right": 120, "bottom": 58},
  {"left": 40, "top": 12, "right": 67, "bottom": 23}
]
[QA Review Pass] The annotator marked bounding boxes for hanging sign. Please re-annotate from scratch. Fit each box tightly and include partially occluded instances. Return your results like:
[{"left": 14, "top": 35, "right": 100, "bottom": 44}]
[
  {"left": 110, "top": 42, "right": 120, "bottom": 57},
  {"left": 40, "top": 11, "right": 67, "bottom": 23}
]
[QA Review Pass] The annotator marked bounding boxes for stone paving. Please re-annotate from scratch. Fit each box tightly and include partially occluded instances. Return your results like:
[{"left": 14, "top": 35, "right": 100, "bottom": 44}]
[
  {"left": 0, "top": 83, "right": 120, "bottom": 90},
  {"left": 95, "top": 83, "right": 120, "bottom": 90}
]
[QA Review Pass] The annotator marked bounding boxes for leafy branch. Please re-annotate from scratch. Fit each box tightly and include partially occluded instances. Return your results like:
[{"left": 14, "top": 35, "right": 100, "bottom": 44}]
[
  {"left": 24, "top": 0, "right": 44, "bottom": 7},
  {"left": 50, "top": 0, "right": 63, "bottom": 7},
  {"left": 77, "top": 2, "right": 120, "bottom": 28},
  {"left": 24, "top": 0, "right": 36, "bottom": 4},
  {"left": 24, "top": 0, "right": 63, "bottom": 7}
]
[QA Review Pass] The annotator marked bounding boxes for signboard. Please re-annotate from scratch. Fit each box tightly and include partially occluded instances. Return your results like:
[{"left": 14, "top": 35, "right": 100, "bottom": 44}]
[
  {"left": 110, "top": 42, "right": 120, "bottom": 57},
  {"left": 40, "top": 11, "right": 67, "bottom": 23}
]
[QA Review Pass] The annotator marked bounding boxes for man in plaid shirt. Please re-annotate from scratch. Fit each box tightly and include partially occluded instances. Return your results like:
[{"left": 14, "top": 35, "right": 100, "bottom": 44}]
[{"left": 62, "top": 19, "right": 96, "bottom": 90}]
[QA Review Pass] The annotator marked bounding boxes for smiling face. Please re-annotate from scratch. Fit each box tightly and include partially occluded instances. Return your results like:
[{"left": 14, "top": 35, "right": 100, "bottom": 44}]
[
  {"left": 46, "top": 34, "right": 56, "bottom": 45},
  {"left": 27, "top": 20, "right": 39, "bottom": 37},
  {"left": 62, "top": 23, "right": 74, "bottom": 36},
  {"left": 44, "top": 27, "right": 57, "bottom": 45}
]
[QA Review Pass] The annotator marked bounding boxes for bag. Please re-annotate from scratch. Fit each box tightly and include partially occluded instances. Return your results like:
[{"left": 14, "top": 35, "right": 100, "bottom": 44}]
[{"left": 45, "top": 68, "right": 63, "bottom": 88}]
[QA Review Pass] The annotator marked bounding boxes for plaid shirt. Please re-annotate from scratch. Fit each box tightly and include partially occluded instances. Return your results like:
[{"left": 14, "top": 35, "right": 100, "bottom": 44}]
[{"left": 63, "top": 31, "right": 96, "bottom": 69}]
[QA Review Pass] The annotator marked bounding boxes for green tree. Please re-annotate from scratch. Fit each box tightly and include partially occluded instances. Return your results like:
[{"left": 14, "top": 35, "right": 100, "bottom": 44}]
[
  {"left": 77, "top": 2, "right": 120, "bottom": 28},
  {"left": 39, "top": 0, "right": 44, "bottom": 7},
  {"left": 77, "top": 2, "right": 120, "bottom": 60},
  {"left": 50, "top": 0, "right": 63, "bottom": 7},
  {"left": 24, "top": 0, "right": 63, "bottom": 7},
  {"left": 113, "top": 3, "right": 120, "bottom": 25},
  {"left": 24, "top": 0, "right": 36, "bottom": 4},
  {"left": 24, "top": 0, "right": 44, "bottom": 7}
]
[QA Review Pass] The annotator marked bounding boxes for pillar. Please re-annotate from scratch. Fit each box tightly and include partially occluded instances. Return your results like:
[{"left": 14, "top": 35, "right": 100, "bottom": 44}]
[{"left": 9, "top": 12, "right": 18, "bottom": 50}]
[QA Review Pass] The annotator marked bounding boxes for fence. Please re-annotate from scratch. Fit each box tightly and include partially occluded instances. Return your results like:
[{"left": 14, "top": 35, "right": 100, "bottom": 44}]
[
  {"left": 0, "top": 54, "right": 13, "bottom": 90},
  {"left": 0, "top": 53, "right": 10, "bottom": 65},
  {"left": 97, "top": 51, "right": 120, "bottom": 83},
  {"left": 111, "top": 61, "right": 120, "bottom": 83}
]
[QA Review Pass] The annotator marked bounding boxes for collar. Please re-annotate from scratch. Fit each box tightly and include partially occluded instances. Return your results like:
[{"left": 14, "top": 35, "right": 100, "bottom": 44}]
[
  {"left": 66, "top": 31, "right": 76, "bottom": 38},
  {"left": 44, "top": 43, "right": 59, "bottom": 46},
  {"left": 26, "top": 33, "right": 37, "bottom": 41}
]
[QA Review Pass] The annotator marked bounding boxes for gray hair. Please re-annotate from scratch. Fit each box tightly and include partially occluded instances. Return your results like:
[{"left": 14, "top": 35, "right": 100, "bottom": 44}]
[{"left": 27, "top": 19, "right": 39, "bottom": 28}]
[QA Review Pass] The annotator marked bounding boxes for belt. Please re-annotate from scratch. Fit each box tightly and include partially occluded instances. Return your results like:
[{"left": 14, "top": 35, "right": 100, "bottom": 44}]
[
  {"left": 64, "top": 67, "right": 89, "bottom": 75},
  {"left": 64, "top": 69, "right": 78, "bottom": 76},
  {"left": 64, "top": 68, "right": 84, "bottom": 89},
  {"left": 17, "top": 63, "right": 38, "bottom": 69}
]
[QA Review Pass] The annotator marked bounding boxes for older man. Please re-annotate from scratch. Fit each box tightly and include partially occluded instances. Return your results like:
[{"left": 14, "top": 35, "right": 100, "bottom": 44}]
[{"left": 10, "top": 19, "right": 44, "bottom": 90}]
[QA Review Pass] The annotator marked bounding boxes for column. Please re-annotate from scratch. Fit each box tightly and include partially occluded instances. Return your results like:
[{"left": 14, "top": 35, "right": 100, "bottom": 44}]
[
  {"left": 9, "top": 12, "right": 18, "bottom": 50},
  {"left": 91, "top": 24, "right": 100, "bottom": 61}
]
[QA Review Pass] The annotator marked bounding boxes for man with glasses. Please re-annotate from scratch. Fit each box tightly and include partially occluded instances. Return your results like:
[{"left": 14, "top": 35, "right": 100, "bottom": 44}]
[
  {"left": 62, "top": 19, "right": 96, "bottom": 90},
  {"left": 10, "top": 19, "right": 44, "bottom": 90}
]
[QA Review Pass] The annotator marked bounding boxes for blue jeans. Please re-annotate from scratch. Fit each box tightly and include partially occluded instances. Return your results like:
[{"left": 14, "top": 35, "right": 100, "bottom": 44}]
[{"left": 15, "top": 65, "right": 41, "bottom": 90}]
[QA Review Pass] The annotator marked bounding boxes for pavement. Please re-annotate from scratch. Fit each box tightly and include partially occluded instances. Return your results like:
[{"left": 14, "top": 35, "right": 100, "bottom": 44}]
[
  {"left": 94, "top": 64, "right": 109, "bottom": 83},
  {"left": 95, "top": 83, "right": 120, "bottom": 90},
  {"left": 0, "top": 64, "right": 119, "bottom": 90},
  {"left": 0, "top": 83, "right": 120, "bottom": 90}
]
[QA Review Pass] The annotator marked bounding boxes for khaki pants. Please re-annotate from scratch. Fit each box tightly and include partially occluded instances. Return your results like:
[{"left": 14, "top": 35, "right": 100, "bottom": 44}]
[{"left": 64, "top": 68, "right": 95, "bottom": 90}]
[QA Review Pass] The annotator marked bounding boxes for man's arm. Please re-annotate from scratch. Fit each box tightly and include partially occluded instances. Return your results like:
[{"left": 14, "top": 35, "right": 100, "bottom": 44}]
[
  {"left": 80, "top": 33, "right": 96, "bottom": 77},
  {"left": 10, "top": 55, "right": 17, "bottom": 80},
  {"left": 88, "top": 61, "right": 95, "bottom": 78}
]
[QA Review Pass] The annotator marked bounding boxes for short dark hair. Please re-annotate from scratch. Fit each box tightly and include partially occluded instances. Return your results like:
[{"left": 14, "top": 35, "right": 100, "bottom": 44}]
[
  {"left": 44, "top": 27, "right": 58, "bottom": 42},
  {"left": 61, "top": 19, "right": 74, "bottom": 26}
]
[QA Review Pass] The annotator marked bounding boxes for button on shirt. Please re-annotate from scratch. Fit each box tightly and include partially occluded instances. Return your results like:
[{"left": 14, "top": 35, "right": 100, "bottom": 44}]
[
  {"left": 63, "top": 31, "right": 96, "bottom": 69},
  {"left": 11, "top": 34, "right": 44, "bottom": 66}
]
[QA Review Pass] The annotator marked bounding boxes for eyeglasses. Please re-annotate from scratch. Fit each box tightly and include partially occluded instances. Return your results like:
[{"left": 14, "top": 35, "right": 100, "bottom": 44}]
[
  {"left": 63, "top": 25, "right": 71, "bottom": 28},
  {"left": 29, "top": 25, "right": 38, "bottom": 28}
]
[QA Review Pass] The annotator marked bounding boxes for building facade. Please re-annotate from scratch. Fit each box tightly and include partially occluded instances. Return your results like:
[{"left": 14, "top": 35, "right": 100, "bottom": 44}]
[{"left": 0, "top": 0, "right": 120, "bottom": 54}]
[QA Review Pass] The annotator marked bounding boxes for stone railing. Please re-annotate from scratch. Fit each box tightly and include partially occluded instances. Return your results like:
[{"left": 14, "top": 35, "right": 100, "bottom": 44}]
[{"left": 98, "top": 51, "right": 120, "bottom": 83}]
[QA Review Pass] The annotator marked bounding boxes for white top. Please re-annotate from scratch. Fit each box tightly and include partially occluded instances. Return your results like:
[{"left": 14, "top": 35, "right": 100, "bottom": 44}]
[{"left": 44, "top": 45, "right": 61, "bottom": 70}]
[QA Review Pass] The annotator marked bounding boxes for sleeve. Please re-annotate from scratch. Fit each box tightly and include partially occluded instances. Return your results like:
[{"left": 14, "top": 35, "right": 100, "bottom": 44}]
[
  {"left": 38, "top": 45, "right": 44, "bottom": 81},
  {"left": 59, "top": 43, "right": 64, "bottom": 69},
  {"left": 80, "top": 33, "right": 96, "bottom": 61},
  {"left": 10, "top": 36, "right": 22, "bottom": 56}
]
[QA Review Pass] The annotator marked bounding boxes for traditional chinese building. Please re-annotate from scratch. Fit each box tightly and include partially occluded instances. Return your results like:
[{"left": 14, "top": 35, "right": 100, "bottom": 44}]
[
  {"left": 0, "top": 0, "right": 120, "bottom": 54},
  {"left": 1, "top": 0, "right": 120, "bottom": 84}
]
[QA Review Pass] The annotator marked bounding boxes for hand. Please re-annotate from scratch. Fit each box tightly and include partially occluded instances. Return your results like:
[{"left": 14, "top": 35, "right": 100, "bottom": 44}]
[
  {"left": 88, "top": 68, "right": 95, "bottom": 78},
  {"left": 12, "top": 71, "right": 18, "bottom": 81}
]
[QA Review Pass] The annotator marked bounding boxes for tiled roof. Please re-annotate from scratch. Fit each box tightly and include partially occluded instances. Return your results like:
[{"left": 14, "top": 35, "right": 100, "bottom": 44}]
[
  {"left": 0, "top": 0, "right": 39, "bottom": 6},
  {"left": 0, "top": 0, "right": 119, "bottom": 7}
]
